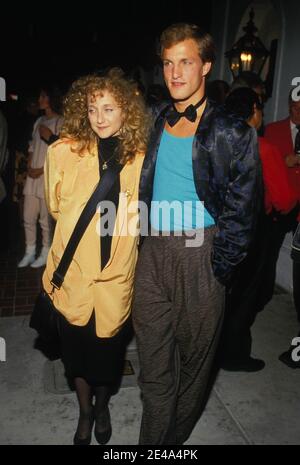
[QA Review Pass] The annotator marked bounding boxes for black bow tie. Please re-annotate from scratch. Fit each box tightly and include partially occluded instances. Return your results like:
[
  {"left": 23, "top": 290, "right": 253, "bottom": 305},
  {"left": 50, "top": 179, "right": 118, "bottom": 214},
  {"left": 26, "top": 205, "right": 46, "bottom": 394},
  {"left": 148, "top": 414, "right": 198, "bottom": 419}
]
[{"left": 165, "top": 95, "right": 207, "bottom": 127}]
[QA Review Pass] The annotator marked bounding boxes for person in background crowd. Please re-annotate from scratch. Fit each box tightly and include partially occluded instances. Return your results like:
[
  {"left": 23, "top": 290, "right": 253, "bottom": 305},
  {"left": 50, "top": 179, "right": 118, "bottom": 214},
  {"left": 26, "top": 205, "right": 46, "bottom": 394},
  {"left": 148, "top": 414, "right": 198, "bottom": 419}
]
[
  {"left": 265, "top": 88, "right": 300, "bottom": 368},
  {"left": 18, "top": 85, "right": 63, "bottom": 268},
  {"left": 0, "top": 97, "right": 20, "bottom": 250},
  {"left": 220, "top": 87, "right": 297, "bottom": 371},
  {"left": 206, "top": 79, "right": 230, "bottom": 105},
  {"left": 0, "top": 108, "right": 8, "bottom": 205},
  {"left": 13, "top": 93, "right": 39, "bottom": 225}
]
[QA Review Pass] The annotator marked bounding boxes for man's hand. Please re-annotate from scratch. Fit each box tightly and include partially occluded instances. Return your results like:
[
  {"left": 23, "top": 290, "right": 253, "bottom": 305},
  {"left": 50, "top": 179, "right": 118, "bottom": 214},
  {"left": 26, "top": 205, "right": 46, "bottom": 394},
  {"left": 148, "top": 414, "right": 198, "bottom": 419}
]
[
  {"left": 39, "top": 124, "right": 53, "bottom": 142},
  {"left": 285, "top": 153, "right": 300, "bottom": 168}
]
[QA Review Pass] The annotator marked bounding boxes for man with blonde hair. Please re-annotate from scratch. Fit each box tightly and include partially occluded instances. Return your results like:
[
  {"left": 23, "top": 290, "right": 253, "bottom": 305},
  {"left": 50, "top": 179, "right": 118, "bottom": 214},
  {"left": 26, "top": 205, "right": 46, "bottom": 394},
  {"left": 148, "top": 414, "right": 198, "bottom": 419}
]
[{"left": 133, "top": 23, "right": 261, "bottom": 444}]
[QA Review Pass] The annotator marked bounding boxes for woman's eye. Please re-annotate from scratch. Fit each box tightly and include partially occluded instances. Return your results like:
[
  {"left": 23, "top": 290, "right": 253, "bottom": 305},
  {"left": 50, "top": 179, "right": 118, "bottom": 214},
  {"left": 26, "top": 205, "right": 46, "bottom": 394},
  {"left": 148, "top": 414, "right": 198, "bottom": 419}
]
[
  {"left": 88, "top": 109, "right": 95, "bottom": 113},
  {"left": 105, "top": 108, "right": 113, "bottom": 112}
]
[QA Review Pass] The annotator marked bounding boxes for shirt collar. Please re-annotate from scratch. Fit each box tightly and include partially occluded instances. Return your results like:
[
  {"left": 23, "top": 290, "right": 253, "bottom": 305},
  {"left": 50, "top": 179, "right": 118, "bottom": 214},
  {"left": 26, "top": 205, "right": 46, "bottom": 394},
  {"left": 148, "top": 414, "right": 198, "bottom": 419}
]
[{"left": 290, "top": 120, "right": 297, "bottom": 131}]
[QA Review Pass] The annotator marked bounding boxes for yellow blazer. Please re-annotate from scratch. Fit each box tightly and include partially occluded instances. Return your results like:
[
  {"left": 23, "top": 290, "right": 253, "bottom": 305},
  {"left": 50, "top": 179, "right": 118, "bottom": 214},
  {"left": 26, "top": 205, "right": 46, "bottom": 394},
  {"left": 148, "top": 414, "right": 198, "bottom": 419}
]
[{"left": 42, "top": 138, "right": 144, "bottom": 337}]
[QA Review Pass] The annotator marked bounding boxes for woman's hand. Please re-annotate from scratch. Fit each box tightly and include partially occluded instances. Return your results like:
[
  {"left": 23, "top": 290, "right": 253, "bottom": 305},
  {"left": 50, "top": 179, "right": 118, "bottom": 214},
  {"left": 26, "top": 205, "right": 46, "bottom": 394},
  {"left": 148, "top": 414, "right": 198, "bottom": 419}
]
[
  {"left": 39, "top": 124, "right": 54, "bottom": 143},
  {"left": 28, "top": 167, "right": 44, "bottom": 178}
]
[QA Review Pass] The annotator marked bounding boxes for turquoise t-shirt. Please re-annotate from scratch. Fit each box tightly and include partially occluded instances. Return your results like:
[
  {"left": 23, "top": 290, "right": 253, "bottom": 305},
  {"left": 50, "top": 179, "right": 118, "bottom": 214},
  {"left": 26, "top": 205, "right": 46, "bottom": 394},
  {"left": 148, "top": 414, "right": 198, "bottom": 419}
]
[{"left": 150, "top": 130, "right": 215, "bottom": 232}]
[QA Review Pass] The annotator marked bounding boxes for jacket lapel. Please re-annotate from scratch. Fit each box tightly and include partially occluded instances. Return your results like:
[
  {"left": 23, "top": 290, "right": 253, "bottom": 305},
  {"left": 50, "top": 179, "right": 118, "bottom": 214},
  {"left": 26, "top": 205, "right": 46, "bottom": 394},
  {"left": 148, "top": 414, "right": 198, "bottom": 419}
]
[
  {"left": 193, "top": 100, "right": 216, "bottom": 202},
  {"left": 139, "top": 103, "right": 170, "bottom": 208}
]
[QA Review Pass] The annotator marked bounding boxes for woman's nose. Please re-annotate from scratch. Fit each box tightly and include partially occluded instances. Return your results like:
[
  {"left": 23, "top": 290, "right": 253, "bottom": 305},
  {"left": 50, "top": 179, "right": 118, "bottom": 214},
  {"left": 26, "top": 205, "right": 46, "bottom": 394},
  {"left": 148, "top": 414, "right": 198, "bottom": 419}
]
[{"left": 97, "top": 112, "right": 104, "bottom": 123}]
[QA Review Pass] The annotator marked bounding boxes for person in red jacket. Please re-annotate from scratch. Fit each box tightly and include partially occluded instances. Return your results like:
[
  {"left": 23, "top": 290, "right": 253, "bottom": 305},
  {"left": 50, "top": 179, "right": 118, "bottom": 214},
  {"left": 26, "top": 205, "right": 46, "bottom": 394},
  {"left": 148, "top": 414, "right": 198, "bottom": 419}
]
[
  {"left": 260, "top": 135, "right": 297, "bottom": 215},
  {"left": 265, "top": 90, "right": 300, "bottom": 368},
  {"left": 219, "top": 87, "right": 297, "bottom": 371},
  {"left": 265, "top": 92, "right": 300, "bottom": 205}
]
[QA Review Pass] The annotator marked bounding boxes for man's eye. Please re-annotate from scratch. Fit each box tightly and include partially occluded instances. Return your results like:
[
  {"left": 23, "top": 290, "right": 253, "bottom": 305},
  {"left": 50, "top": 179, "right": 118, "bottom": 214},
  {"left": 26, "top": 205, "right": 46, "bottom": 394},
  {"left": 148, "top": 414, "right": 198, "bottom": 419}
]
[{"left": 163, "top": 62, "right": 171, "bottom": 67}]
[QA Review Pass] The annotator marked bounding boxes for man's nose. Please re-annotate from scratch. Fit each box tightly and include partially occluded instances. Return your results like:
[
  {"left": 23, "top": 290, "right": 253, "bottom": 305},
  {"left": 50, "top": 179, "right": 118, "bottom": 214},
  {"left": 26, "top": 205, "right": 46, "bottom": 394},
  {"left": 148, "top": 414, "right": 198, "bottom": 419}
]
[{"left": 172, "top": 64, "right": 182, "bottom": 79}]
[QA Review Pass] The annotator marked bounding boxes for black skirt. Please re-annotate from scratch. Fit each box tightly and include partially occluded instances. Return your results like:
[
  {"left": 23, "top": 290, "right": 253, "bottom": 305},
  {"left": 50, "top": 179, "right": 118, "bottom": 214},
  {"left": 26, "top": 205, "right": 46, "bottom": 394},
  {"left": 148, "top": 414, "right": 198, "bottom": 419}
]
[{"left": 58, "top": 311, "right": 133, "bottom": 387}]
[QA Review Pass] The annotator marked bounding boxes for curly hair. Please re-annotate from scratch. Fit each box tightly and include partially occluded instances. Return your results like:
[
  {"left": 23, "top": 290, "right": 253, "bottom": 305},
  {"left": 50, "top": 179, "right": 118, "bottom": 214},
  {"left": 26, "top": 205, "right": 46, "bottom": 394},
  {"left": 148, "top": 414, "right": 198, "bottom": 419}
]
[{"left": 60, "top": 68, "right": 151, "bottom": 163}]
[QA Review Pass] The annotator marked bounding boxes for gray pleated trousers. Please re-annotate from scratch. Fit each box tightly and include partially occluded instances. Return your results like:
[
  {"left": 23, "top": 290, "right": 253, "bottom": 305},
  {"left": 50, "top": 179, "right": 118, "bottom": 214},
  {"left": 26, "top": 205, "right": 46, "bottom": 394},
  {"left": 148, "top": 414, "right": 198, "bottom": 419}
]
[{"left": 132, "top": 226, "right": 225, "bottom": 445}]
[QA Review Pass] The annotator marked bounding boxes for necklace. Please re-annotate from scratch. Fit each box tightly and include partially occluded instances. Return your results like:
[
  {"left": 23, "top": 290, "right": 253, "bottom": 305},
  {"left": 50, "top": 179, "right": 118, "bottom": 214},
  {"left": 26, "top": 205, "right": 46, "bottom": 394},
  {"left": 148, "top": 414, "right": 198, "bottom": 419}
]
[
  {"left": 98, "top": 137, "right": 119, "bottom": 171},
  {"left": 98, "top": 152, "right": 115, "bottom": 170}
]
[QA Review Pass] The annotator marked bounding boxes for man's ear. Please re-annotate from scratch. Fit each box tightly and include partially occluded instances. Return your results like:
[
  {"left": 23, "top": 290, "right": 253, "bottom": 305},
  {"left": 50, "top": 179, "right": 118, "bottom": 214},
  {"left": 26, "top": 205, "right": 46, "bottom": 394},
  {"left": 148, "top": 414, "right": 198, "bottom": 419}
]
[{"left": 202, "top": 61, "right": 212, "bottom": 77}]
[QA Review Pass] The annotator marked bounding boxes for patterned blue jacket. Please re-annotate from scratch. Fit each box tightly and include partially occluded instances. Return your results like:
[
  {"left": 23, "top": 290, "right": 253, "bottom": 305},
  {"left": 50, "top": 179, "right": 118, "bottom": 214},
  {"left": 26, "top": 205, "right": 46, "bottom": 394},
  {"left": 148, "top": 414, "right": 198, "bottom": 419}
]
[{"left": 139, "top": 100, "right": 262, "bottom": 285}]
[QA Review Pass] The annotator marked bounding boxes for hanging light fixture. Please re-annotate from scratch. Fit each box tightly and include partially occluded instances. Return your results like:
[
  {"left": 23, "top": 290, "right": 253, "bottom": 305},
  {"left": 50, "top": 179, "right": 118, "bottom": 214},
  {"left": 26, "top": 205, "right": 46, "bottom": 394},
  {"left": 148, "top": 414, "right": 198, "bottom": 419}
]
[{"left": 225, "top": 8, "right": 270, "bottom": 79}]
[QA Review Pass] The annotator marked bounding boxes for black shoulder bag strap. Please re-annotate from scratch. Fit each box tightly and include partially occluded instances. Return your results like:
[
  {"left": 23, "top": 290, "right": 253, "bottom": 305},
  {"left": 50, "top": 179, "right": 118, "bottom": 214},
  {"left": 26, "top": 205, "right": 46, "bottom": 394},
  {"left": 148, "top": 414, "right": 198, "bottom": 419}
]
[{"left": 50, "top": 163, "right": 123, "bottom": 290}]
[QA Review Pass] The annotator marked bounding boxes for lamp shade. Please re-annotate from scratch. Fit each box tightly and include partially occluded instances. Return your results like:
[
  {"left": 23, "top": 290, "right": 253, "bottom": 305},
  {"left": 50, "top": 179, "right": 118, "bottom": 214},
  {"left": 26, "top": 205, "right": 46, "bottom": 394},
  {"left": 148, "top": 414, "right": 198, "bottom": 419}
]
[{"left": 226, "top": 8, "right": 269, "bottom": 78}]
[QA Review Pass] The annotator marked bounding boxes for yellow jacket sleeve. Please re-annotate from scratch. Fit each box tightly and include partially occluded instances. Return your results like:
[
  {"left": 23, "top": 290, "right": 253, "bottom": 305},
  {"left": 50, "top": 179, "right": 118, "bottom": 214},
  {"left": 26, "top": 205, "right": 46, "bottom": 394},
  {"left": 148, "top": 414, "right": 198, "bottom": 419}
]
[{"left": 44, "top": 144, "right": 63, "bottom": 221}]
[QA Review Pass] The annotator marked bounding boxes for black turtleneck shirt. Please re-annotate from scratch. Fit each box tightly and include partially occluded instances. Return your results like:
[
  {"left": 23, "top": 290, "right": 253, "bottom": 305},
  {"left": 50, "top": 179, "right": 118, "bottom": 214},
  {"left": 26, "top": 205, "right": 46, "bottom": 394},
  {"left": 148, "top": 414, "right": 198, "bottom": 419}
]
[{"left": 98, "top": 137, "right": 121, "bottom": 270}]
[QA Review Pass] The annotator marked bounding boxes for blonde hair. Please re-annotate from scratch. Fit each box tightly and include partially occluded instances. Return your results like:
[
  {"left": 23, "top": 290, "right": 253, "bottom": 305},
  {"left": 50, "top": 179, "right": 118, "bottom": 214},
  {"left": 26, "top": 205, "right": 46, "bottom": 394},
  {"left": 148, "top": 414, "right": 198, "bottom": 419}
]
[
  {"left": 160, "top": 23, "right": 216, "bottom": 64},
  {"left": 60, "top": 68, "right": 150, "bottom": 163}
]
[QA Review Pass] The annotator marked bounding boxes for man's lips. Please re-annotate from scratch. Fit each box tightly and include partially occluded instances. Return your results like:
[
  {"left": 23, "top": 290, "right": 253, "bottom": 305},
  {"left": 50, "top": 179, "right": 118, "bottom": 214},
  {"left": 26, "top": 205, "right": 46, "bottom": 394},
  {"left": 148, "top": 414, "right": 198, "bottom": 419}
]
[{"left": 171, "top": 82, "right": 185, "bottom": 87}]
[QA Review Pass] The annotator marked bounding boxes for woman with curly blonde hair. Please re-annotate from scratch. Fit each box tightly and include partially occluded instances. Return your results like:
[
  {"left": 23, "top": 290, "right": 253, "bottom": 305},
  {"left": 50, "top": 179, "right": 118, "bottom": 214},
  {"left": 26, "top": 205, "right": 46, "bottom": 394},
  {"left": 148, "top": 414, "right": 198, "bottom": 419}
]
[{"left": 42, "top": 68, "right": 150, "bottom": 445}]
